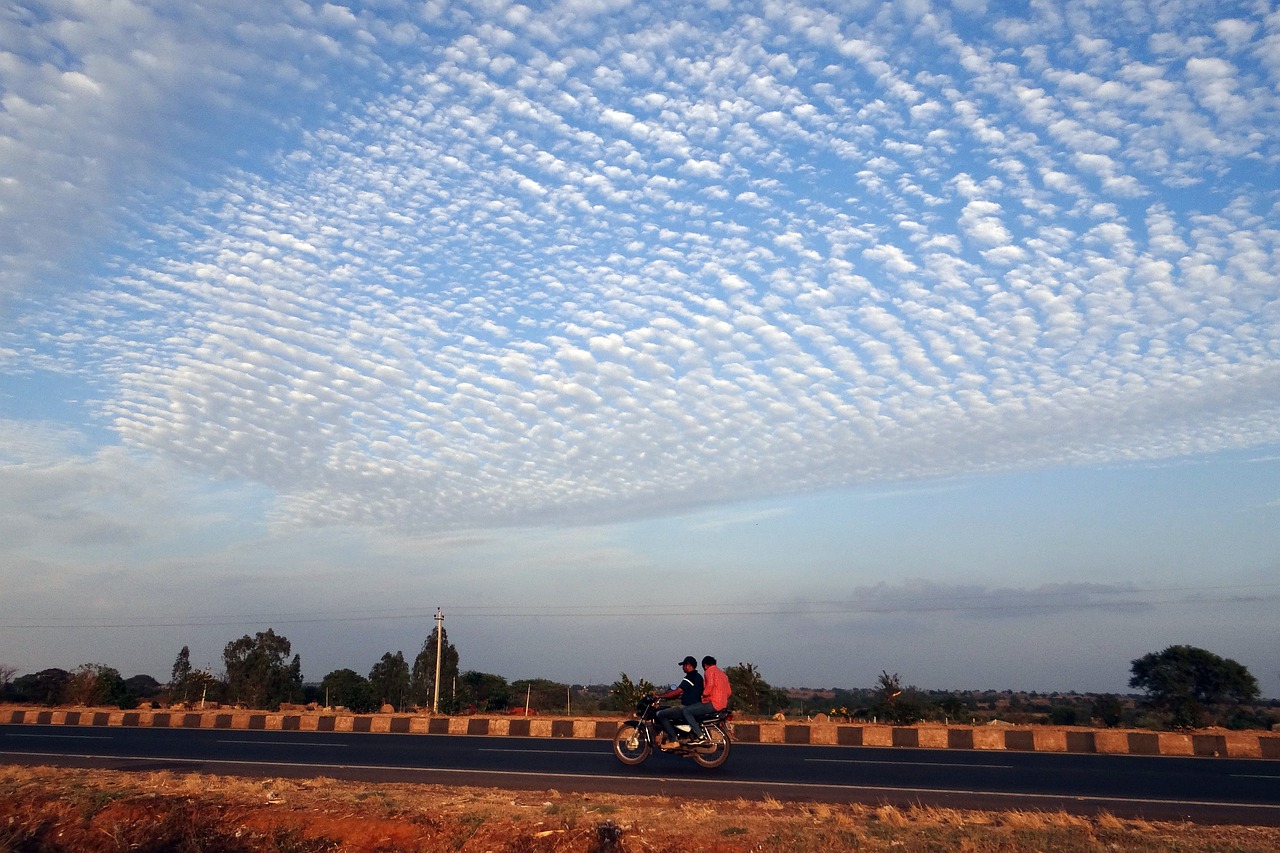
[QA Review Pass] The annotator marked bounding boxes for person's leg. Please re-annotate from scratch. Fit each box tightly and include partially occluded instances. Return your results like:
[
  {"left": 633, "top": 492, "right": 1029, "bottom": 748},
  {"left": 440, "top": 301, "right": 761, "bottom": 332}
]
[
  {"left": 655, "top": 706, "right": 681, "bottom": 741},
  {"left": 682, "top": 701, "right": 713, "bottom": 740}
]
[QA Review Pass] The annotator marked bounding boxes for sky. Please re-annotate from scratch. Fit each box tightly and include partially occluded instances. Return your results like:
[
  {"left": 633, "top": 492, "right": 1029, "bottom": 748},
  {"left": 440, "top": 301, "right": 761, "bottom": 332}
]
[{"left": 1, "top": 0, "right": 1278, "bottom": 698}]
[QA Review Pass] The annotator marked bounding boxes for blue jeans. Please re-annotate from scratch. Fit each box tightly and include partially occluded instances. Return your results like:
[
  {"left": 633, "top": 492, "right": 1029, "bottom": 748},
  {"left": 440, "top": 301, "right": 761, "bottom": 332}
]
[
  {"left": 681, "top": 701, "right": 715, "bottom": 739},
  {"left": 655, "top": 705, "right": 688, "bottom": 741}
]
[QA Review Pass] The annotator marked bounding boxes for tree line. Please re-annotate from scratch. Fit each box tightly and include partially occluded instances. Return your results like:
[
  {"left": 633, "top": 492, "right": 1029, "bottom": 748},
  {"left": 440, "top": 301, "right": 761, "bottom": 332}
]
[
  {"left": 802, "top": 648, "right": 1272, "bottom": 731},
  {"left": 2, "top": 636, "right": 1272, "bottom": 731}
]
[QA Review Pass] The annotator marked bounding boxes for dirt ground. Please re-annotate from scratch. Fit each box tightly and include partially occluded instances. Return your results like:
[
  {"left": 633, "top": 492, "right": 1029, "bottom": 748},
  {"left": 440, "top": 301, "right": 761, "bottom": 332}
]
[{"left": 2, "top": 764, "right": 1279, "bottom": 853}]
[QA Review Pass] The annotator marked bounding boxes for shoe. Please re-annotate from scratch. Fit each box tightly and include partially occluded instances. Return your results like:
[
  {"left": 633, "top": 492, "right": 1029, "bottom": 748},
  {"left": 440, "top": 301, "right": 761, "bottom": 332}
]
[
  {"left": 688, "top": 735, "right": 709, "bottom": 746},
  {"left": 659, "top": 740, "right": 681, "bottom": 750}
]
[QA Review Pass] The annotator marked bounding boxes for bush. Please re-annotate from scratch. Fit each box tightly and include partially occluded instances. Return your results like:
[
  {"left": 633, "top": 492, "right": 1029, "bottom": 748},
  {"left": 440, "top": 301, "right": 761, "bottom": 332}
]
[{"left": 1048, "top": 705, "right": 1080, "bottom": 726}]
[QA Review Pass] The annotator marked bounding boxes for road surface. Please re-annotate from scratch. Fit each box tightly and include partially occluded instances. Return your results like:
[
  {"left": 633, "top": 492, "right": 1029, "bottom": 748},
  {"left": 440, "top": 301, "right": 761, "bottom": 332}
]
[{"left": 2, "top": 723, "right": 1278, "bottom": 825}]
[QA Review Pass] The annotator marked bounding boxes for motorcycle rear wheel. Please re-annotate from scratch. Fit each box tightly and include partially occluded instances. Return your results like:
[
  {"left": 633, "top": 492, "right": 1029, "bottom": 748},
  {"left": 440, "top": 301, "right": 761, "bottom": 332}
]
[
  {"left": 691, "top": 723, "right": 730, "bottom": 768},
  {"left": 612, "top": 722, "right": 651, "bottom": 765}
]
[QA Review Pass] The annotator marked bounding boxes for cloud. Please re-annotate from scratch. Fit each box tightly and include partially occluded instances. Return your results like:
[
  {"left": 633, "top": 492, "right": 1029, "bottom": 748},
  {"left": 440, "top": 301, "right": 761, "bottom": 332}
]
[
  {"left": 0, "top": 0, "right": 430, "bottom": 308},
  {"left": 0, "top": 420, "right": 262, "bottom": 559},
  {"left": 3, "top": 0, "right": 1278, "bottom": 536},
  {"left": 786, "top": 579, "right": 1160, "bottom": 619}
]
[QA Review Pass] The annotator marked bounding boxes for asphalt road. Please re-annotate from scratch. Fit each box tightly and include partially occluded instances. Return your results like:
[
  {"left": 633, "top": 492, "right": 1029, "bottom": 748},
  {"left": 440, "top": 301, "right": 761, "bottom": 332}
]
[{"left": 3, "top": 723, "right": 1279, "bottom": 825}]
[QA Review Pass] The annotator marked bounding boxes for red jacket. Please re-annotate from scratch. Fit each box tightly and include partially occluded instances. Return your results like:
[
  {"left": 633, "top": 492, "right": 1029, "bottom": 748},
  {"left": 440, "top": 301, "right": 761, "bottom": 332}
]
[{"left": 702, "top": 665, "right": 731, "bottom": 711}]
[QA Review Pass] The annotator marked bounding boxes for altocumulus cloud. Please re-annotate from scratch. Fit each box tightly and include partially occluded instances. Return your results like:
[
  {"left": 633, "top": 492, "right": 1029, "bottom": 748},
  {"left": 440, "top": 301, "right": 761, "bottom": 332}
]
[
  {"left": 5, "top": 0, "right": 1279, "bottom": 534},
  {"left": 0, "top": 0, "right": 435, "bottom": 303}
]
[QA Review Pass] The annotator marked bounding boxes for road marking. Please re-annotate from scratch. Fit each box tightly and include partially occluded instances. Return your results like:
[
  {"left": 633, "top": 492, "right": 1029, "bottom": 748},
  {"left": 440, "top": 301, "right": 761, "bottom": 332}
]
[
  {"left": 479, "top": 748, "right": 607, "bottom": 756},
  {"left": 3, "top": 733, "right": 113, "bottom": 740},
  {"left": 216, "top": 740, "right": 348, "bottom": 748},
  {"left": 805, "top": 757, "right": 1012, "bottom": 770}
]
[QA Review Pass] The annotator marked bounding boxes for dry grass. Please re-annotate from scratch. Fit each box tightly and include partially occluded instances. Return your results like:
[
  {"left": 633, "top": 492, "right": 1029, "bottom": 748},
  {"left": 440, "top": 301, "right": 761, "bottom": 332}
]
[{"left": 1, "top": 764, "right": 1277, "bottom": 852}]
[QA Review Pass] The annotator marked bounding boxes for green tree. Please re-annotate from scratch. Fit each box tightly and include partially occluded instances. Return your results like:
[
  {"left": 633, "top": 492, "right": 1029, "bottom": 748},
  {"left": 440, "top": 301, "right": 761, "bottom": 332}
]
[
  {"left": 873, "top": 670, "right": 924, "bottom": 725},
  {"left": 725, "top": 662, "right": 762, "bottom": 713},
  {"left": 186, "top": 667, "right": 223, "bottom": 707},
  {"left": 607, "top": 673, "right": 656, "bottom": 712},
  {"left": 457, "top": 670, "right": 511, "bottom": 712},
  {"left": 320, "top": 669, "right": 377, "bottom": 713},
  {"left": 9, "top": 669, "right": 70, "bottom": 705},
  {"left": 937, "top": 695, "right": 969, "bottom": 722},
  {"left": 369, "top": 651, "right": 411, "bottom": 711},
  {"left": 1092, "top": 694, "right": 1124, "bottom": 727},
  {"left": 170, "top": 646, "right": 194, "bottom": 703},
  {"left": 411, "top": 625, "right": 459, "bottom": 710},
  {"left": 223, "top": 629, "right": 303, "bottom": 710},
  {"left": 1049, "top": 704, "right": 1081, "bottom": 726},
  {"left": 64, "top": 664, "right": 131, "bottom": 708},
  {"left": 724, "top": 662, "right": 790, "bottom": 715},
  {"left": 123, "top": 674, "right": 162, "bottom": 706},
  {"left": 510, "top": 678, "right": 570, "bottom": 714},
  {"left": 1129, "top": 645, "right": 1260, "bottom": 728}
]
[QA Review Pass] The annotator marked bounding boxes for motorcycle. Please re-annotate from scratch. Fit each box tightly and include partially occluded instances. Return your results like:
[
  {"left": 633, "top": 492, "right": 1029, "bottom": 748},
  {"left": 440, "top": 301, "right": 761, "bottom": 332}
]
[{"left": 612, "top": 694, "right": 731, "bottom": 769}]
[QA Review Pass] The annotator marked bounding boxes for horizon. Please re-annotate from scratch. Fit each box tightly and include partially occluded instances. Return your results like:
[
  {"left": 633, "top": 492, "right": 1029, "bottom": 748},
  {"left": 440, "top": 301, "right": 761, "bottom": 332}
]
[
  {"left": 0, "top": 660, "right": 1240, "bottom": 702},
  {"left": 4, "top": 624, "right": 1275, "bottom": 702}
]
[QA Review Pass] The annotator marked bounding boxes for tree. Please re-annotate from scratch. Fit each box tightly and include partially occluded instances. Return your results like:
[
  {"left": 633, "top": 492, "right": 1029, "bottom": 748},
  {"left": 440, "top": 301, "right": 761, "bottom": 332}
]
[
  {"left": 510, "top": 678, "right": 570, "bottom": 714},
  {"left": 607, "top": 673, "right": 656, "bottom": 712},
  {"left": 1092, "top": 694, "right": 1124, "bottom": 728},
  {"left": 320, "top": 669, "right": 377, "bottom": 713},
  {"left": 123, "top": 674, "right": 162, "bottom": 706},
  {"left": 725, "top": 662, "right": 762, "bottom": 713},
  {"left": 724, "top": 662, "right": 791, "bottom": 716},
  {"left": 457, "top": 670, "right": 511, "bottom": 713},
  {"left": 936, "top": 695, "right": 969, "bottom": 722},
  {"left": 0, "top": 665, "right": 15, "bottom": 698},
  {"left": 411, "top": 625, "right": 459, "bottom": 710},
  {"left": 369, "top": 652, "right": 411, "bottom": 711},
  {"left": 1129, "top": 645, "right": 1260, "bottom": 728},
  {"left": 181, "top": 666, "right": 223, "bottom": 707},
  {"left": 223, "top": 629, "right": 303, "bottom": 710},
  {"left": 9, "top": 669, "right": 71, "bottom": 705},
  {"left": 873, "top": 670, "right": 924, "bottom": 725},
  {"left": 64, "top": 664, "right": 131, "bottom": 708},
  {"left": 1048, "top": 704, "right": 1081, "bottom": 726},
  {"left": 170, "top": 646, "right": 194, "bottom": 704}
]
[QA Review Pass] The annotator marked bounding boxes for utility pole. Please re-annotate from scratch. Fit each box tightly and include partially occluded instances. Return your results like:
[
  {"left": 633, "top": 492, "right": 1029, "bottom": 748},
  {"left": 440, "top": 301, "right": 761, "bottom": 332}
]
[{"left": 432, "top": 608, "right": 444, "bottom": 714}]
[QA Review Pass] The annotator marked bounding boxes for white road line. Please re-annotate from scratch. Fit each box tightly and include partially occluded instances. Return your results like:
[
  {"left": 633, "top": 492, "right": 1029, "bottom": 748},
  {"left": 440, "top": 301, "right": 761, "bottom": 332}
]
[
  {"left": 805, "top": 757, "right": 1013, "bottom": 770},
  {"left": 479, "top": 748, "right": 609, "bottom": 756},
  {"left": 216, "top": 740, "right": 348, "bottom": 748},
  {"left": 2, "top": 733, "right": 113, "bottom": 740}
]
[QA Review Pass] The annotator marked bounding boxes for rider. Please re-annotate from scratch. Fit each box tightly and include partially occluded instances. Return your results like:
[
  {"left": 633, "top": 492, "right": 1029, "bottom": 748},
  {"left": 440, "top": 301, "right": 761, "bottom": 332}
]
[
  {"left": 682, "top": 655, "right": 731, "bottom": 745},
  {"left": 656, "top": 655, "right": 703, "bottom": 750}
]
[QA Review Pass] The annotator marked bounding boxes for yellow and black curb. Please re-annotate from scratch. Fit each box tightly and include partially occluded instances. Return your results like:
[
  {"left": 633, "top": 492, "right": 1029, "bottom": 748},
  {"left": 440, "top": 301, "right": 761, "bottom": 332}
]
[{"left": 4, "top": 706, "right": 1278, "bottom": 759}]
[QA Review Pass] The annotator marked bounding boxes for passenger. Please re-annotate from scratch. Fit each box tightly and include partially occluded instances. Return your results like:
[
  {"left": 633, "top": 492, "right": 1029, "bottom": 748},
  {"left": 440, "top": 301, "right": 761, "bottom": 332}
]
[{"left": 682, "top": 655, "right": 731, "bottom": 744}]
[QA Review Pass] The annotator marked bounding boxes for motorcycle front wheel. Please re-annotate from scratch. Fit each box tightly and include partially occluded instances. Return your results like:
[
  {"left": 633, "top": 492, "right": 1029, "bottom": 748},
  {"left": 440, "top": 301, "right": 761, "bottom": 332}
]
[
  {"left": 691, "top": 723, "right": 730, "bottom": 769},
  {"left": 612, "top": 722, "right": 652, "bottom": 765}
]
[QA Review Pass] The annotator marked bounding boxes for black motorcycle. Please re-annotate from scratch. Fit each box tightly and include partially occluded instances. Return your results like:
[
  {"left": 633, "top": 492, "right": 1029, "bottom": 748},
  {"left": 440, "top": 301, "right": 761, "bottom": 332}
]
[{"left": 612, "top": 694, "right": 731, "bottom": 768}]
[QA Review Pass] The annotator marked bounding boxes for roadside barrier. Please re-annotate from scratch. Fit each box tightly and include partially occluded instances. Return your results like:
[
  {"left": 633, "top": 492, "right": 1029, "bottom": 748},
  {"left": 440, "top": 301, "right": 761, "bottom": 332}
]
[{"left": 4, "top": 706, "right": 1277, "bottom": 759}]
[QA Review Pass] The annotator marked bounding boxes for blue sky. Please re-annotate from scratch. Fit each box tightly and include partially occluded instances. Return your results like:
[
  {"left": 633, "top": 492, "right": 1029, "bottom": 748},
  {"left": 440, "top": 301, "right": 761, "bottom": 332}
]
[{"left": 2, "top": 0, "right": 1278, "bottom": 696}]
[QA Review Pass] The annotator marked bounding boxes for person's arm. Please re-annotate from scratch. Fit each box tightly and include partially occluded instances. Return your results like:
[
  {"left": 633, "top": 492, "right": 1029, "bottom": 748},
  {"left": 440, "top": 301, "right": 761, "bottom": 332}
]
[{"left": 659, "top": 676, "right": 689, "bottom": 700}]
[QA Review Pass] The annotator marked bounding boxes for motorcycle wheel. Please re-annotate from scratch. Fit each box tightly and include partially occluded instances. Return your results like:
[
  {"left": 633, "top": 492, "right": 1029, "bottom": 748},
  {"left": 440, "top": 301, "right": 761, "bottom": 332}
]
[
  {"left": 612, "top": 722, "right": 651, "bottom": 765},
  {"left": 691, "top": 724, "right": 730, "bottom": 769}
]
